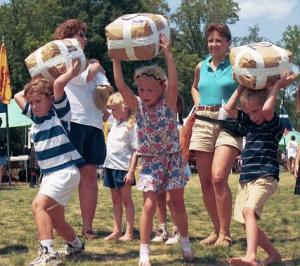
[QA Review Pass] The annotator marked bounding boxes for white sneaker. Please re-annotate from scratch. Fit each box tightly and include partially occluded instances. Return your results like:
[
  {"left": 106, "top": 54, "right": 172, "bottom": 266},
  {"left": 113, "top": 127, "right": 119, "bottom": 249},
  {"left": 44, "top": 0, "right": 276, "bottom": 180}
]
[
  {"left": 58, "top": 242, "right": 85, "bottom": 257},
  {"left": 165, "top": 233, "right": 180, "bottom": 245},
  {"left": 29, "top": 246, "right": 64, "bottom": 266},
  {"left": 151, "top": 229, "right": 168, "bottom": 242}
]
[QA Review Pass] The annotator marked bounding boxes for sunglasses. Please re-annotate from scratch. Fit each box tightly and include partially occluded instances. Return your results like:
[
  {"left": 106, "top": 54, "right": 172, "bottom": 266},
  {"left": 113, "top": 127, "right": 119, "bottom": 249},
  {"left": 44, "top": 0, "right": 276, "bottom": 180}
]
[
  {"left": 135, "top": 73, "right": 166, "bottom": 85},
  {"left": 77, "top": 31, "right": 86, "bottom": 38}
]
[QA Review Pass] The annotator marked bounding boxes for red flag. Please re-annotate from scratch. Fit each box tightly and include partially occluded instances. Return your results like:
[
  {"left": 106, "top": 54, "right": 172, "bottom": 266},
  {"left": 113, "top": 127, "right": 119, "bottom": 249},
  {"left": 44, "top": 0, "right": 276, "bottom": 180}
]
[{"left": 0, "top": 43, "right": 12, "bottom": 104}]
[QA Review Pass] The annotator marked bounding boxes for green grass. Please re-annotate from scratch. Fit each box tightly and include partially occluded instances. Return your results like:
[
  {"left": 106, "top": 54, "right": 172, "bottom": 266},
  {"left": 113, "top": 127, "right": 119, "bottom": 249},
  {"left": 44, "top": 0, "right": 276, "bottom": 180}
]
[{"left": 0, "top": 171, "right": 300, "bottom": 265}]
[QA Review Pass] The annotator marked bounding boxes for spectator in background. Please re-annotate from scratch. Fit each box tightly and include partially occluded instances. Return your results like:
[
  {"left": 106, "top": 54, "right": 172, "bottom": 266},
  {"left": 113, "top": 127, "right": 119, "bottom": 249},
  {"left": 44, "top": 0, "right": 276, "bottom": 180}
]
[
  {"left": 287, "top": 135, "right": 298, "bottom": 175},
  {"left": 0, "top": 118, "right": 7, "bottom": 185}
]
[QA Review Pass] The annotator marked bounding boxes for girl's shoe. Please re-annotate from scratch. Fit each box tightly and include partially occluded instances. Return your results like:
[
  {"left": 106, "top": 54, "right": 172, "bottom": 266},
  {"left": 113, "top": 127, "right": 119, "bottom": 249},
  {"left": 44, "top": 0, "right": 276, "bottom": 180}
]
[
  {"left": 138, "top": 259, "right": 151, "bottom": 266},
  {"left": 151, "top": 229, "right": 168, "bottom": 242},
  {"left": 165, "top": 232, "right": 180, "bottom": 245},
  {"left": 213, "top": 234, "right": 232, "bottom": 247}
]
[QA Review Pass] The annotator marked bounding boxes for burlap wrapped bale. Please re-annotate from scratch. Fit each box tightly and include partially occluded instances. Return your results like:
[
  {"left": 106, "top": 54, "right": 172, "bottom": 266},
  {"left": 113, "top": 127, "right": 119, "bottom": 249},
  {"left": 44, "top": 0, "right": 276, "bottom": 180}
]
[
  {"left": 230, "top": 42, "right": 293, "bottom": 90},
  {"left": 25, "top": 38, "right": 87, "bottom": 82},
  {"left": 105, "top": 13, "right": 170, "bottom": 61}
]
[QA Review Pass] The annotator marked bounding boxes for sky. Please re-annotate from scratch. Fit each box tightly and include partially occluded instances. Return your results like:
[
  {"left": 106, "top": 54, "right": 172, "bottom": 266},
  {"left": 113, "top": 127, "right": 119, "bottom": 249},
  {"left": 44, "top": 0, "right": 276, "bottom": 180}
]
[
  {"left": 1, "top": 0, "right": 299, "bottom": 43},
  {"left": 168, "top": 0, "right": 300, "bottom": 43}
]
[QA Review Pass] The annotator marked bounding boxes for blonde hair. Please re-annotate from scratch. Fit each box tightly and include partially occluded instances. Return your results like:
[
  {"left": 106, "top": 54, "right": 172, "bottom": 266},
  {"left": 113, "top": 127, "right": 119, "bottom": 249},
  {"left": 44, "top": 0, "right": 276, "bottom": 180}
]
[
  {"left": 240, "top": 88, "right": 269, "bottom": 108},
  {"left": 24, "top": 78, "right": 53, "bottom": 100},
  {"left": 106, "top": 92, "right": 136, "bottom": 129},
  {"left": 134, "top": 65, "right": 167, "bottom": 86}
]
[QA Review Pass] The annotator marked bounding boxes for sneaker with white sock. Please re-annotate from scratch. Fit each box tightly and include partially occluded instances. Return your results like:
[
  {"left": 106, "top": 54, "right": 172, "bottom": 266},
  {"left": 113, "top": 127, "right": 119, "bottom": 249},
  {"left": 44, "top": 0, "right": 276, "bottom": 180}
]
[
  {"left": 151, "top": 229, "right": 168, "bottom": 242},
  {"left": 29, "top": 245, "right": 64, "bottom": 266},
  {"left": 165, "top": 232, "right": 180, "bottom": 245},
  {"left": 58, "top": 242, "right": 85, "bottom": 257}
]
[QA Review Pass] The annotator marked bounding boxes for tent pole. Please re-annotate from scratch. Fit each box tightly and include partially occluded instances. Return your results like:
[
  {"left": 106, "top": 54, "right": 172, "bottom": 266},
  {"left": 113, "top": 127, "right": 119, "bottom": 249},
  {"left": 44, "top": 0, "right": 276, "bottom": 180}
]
[{"left": 5, "top": 107, "right": 11, "bottom": 186}]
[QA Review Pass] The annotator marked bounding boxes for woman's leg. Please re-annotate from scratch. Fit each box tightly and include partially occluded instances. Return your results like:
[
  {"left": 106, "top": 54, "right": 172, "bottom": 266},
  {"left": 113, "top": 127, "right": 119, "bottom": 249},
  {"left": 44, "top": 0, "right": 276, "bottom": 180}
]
[
  {"left": 104, "top": 188, "right": 122, "bottom": 240},
  {"left": 79, "top": 164, "right": 98, "bottom": 237},
  {"left": 194, "top": 151, "right": 220, "bottom": 243},
  {"left": 212, "top": 145, "right": 239, "bottom": 245},
  {"left": 120, "top": 184, "right": 135, "bottom": 240}
]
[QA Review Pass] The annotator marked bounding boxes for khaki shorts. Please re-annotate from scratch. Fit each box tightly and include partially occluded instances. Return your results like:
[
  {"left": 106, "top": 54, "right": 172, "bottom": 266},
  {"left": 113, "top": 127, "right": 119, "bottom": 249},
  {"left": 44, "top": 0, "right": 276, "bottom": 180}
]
[
  {"left": 189, "top": 110, "right": 242, "bottom": 152},
  {"left": 233, "top": 176, "right": 278, "bottom": 224}
]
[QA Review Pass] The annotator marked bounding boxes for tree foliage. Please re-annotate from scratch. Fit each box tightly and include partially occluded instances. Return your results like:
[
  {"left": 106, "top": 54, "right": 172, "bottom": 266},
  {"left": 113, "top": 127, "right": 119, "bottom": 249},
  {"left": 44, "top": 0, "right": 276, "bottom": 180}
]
[{"left": 232, "top": 25, "right": 267, "bottom": 46}]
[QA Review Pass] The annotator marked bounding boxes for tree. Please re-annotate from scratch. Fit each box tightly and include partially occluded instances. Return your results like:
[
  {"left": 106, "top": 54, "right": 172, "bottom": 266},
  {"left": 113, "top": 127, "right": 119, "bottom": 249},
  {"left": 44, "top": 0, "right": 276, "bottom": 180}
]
[{"left": 232, "top": 24, "right": 267, "bottom": 46}]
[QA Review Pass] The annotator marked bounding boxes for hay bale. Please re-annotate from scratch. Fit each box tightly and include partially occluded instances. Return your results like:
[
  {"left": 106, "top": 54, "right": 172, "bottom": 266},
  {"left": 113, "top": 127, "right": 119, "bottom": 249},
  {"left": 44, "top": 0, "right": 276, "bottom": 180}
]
[
  {"left": 25, "top": 38, "right": 87, "bottom": 81},
  {"left": 105, "top": 13, "right": 170, "bottom": 61},
  {"left": 230, "top": 42, "right": 292, "bottom": 90}
]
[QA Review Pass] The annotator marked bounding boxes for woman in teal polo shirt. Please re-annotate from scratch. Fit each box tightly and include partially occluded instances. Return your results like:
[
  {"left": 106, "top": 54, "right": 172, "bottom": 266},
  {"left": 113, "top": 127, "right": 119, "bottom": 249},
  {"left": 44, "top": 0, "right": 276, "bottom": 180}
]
[{"left": 189, "top": 23, "right": 242, "bottom": 247}]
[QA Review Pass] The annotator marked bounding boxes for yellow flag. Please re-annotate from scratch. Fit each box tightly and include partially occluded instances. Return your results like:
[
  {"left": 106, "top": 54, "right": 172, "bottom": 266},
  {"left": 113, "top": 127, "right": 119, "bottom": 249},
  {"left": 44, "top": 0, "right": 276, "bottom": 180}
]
[{"left": 0, "top": 43, "right": 12, "bottom": 104}]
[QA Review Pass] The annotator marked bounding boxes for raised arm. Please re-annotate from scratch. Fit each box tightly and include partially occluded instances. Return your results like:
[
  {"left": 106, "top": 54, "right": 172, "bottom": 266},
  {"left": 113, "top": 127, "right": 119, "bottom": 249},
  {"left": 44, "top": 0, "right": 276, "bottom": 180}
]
[
  {"left": 14, "top": 90, "right": 26, "bottom": 111},
  {"left": 161, "top": 34, "right": 178, "bottom": 111},
  {"left": 223, "top": 85, "right": 246, "bottom": 119},
  {"left": 191, "top": 63, "right": 201, "bottom": 106},
  {"left": 53, "top": 61, "right": 80, "bottom": 101},
  {"left": 112, "top": 59, "right": 138, "bottom": 110},
  {"left": 262, "top": 72, "right": 298, "bottom": 121},
  {"left": 86, "top": 59, "right": 104, "bottom": 82}
]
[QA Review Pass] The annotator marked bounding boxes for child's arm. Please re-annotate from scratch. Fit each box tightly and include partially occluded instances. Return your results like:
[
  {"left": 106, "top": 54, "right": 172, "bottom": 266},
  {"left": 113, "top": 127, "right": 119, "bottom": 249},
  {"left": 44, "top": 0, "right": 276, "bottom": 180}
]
[
  {"left": 223, "top": 85, "right": 246, "bottom": 119},
  {"left": 14, "top": 90, "right": 26, "bottom": 111},
  {"left": 262, "top": 72, "right": 298, "bottom": 121},
  {"left": 54, "top": 61, "right": 79, "bottom": 101},
  {"left": 112, "top": 59, "right": 138, "bottom": 110},
  {"left": 161, "top": 34, "right": 178, "bottom": 112},
  {"left": 124, "top": 151, "right": 138, "bottom": 185},
  {"left": 86, "top": 59, "right": 104, "bottom": 82},
  {"left": 294, "top": 144, "right": 300, "bottom": 178}
]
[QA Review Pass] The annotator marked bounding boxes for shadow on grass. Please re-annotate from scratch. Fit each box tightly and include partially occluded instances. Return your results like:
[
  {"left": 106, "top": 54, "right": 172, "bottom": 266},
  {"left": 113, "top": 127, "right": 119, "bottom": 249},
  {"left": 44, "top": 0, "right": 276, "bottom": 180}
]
[
  {"left": 154, "top": 255, "right": 229, "bottom": 266},
  {"left": 0, "top": 244, "right": 29, "bottom": 255},
  {"left": 65, "top": 250, "right": 139, "bottom": 263},
  {"left": 93, "top": 228, "right": 140, "bottom": 239}
]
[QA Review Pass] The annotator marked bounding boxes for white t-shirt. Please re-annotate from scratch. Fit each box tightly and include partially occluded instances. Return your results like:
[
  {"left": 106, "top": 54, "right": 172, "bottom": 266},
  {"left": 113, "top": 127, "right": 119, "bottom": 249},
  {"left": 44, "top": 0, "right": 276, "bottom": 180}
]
[
  {"left": 65, "top": 65, "right": 108, "bottom": 130},
  {"left": 287, "top": 140, "right": 298, "bottom": 159},
  {"left": 103, "top": 120, "right": 138, "bottom": 170}
]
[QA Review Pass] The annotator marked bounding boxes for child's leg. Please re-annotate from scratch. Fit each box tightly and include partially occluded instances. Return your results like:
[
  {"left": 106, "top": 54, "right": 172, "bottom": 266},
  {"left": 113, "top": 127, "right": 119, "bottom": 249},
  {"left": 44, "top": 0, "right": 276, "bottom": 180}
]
[
  {"left": 139, "top": 191, "right": 157, "bottom": 264},
  {"left": 119, "top": 184, "right": 135, "bottom": 240},
  {"left": 168, "top": 188, "right": 193, "bottom": 260},
  {"left": 152, "top": 191, "right": 168, "bottom": 242},
  {"left": 104, "top": 188, "right": 122, "bottom": 240},
  {"left": 257, "top": 227, "right": 281, "bottom": 265}
]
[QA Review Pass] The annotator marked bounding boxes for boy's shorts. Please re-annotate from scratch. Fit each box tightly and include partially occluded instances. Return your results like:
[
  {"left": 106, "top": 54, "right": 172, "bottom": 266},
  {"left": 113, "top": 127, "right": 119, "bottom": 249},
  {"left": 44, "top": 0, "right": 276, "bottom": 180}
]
[
  {"left": 103, "top": 168, "right": 136, "bottom": 189},
  {"left": 137, "top": 152, "right": 188, "bottom": 192},
  {"left": 39, "top": 165, "right": 80, "bottom": 207},
  {"left": 233, "top": 176, "right": 278, "bottom": 224},
  {"left": 189, "top": 110, "right": 242, "bottom": 152},
  {"left": 68, "top": 122, "right": 106, "bottom": 165}
]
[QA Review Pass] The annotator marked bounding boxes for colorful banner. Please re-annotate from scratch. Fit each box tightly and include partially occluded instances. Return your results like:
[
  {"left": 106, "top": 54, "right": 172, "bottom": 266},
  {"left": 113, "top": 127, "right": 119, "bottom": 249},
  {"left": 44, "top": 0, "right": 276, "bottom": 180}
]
[{"left": 0, "top": 43, "right": 12, "bottom": 104}]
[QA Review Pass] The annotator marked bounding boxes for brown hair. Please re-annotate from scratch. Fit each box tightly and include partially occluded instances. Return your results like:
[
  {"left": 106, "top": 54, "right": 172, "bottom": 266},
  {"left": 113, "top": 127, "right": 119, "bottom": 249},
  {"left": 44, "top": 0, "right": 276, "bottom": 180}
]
[
  {"left": 134, "top": 65, "right": 167, "bottom": 86},
  {"left": 53, "top": 19, "right": 87, "bottom": 40},
  {"left": 240, "top": 88, "right": 269, "bottom": 109},
  {"left": 24, "top": 78, "right": 53, "bottom": 99},
  {"left": 205, "top": 23, "right": 232, "bottom": 41}
]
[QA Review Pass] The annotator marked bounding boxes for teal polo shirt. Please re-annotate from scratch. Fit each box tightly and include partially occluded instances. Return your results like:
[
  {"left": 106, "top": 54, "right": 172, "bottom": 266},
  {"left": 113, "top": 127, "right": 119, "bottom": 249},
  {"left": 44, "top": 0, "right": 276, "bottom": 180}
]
[{"left": 198, "top": 55, "right": 238, "bottom": 106}]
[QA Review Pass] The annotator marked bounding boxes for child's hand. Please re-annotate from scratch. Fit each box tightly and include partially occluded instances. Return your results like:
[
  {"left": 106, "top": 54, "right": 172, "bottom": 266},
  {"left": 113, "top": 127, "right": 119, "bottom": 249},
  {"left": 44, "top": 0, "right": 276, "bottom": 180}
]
[
  {"left": 159, "top": 33, "right": 171, "bottom": 55},
  {"left": 66, "top": 59, "right": 80, "bottom": 78},
  {"left": 274, "top": 72, "right": 298, "bottom": 89},
  {"left": 89, "top": 59, "right": 104, "bottom": 73},
  {"left": 124, "top": 173, "right": 134, "bottom": 185}
]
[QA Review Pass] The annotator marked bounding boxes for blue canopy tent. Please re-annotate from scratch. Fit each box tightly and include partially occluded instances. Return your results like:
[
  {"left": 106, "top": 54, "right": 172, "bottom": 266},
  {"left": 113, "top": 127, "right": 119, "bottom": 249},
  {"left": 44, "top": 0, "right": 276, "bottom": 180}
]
[{"left": 0, "top": 100, "right": 32, "bottom": 184}]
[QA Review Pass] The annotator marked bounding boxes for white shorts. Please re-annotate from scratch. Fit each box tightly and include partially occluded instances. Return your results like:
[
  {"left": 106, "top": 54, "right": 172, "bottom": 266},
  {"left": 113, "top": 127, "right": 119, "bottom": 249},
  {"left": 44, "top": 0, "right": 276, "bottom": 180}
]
[{"left": 39, "top": 165, "right": 80, "bottom": 207}]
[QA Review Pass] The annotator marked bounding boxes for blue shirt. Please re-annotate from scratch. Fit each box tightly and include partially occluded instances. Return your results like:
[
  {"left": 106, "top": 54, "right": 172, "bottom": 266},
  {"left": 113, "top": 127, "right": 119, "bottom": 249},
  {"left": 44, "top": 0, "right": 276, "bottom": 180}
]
[
  {"left": 238, "top": 110, "right": 284, "bottom": 183},
  {"left": 23, "top": 93, "right": 84, "bottom": 174},
  {"left": 198, "top": 55, "right": 238, "bottom": 106}
]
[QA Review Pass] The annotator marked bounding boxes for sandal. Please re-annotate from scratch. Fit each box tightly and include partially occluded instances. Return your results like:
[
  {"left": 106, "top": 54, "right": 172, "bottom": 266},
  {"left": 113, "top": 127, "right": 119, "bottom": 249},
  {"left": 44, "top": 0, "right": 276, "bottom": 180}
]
[
  {"left": 82, "top": 229, "right": 97, "bottom": 240},
  {"left": 213, "top": 234, "right": 232, "bottom": 247},
  {"left": 200, "top": 231, "right": 218, "bottom": 246}
]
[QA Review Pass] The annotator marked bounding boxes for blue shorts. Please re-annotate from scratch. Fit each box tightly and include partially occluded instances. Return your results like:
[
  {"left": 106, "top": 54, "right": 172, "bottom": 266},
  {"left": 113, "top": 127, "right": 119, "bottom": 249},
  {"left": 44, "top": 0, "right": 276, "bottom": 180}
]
[
  {"left": 103, "top": 168, "right": 136, "bottom": 189},
  {"left": 0, "top": 156, "right": 7, "bottom": 166},
  {"left": 68, "top": 122, "right": 106, "bottom": 166}
]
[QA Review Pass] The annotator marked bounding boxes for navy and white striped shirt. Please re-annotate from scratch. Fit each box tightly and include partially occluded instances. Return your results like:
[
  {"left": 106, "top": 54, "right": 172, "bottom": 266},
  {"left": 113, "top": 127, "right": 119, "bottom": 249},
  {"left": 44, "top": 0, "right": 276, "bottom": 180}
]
[
  {"left": 238, "top": 110, "right": 284, "bottom": 183},
  {"left": 23, "top": 93, "right": 84, "bottom": 174}
]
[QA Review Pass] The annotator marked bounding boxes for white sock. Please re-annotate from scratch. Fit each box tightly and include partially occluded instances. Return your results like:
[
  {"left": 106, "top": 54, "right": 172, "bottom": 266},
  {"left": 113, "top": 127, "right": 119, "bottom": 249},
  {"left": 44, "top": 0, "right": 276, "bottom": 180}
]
[
  {"left": 40, "top": 239, "right": 54, "bottom": 254},
  {"left": 180, "top": 236, "right": 192, "bottom": 253},
  {"left": 67, "top": 236, "right": 82, "bottom": 248},
  {"left": 139, "top": 243, "right": 150, "bottom": 262}
]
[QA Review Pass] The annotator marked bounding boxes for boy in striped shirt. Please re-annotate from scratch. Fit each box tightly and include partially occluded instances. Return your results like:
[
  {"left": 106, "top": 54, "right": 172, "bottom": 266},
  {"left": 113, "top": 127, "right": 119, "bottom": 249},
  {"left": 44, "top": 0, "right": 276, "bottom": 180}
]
[
  {"left": 15, "top": 62, "right": 85, "bottom": 266},
  {"left": 223, "top": 72, "right": 297, "bottom": 266}
]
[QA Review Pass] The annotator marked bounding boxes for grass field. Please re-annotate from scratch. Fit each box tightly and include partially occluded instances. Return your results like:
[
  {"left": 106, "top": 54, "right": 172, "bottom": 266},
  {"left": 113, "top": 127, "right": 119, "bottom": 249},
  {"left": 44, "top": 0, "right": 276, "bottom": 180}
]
[{"left": 0, "top": 171, "right": 300, "bottom": 266}]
